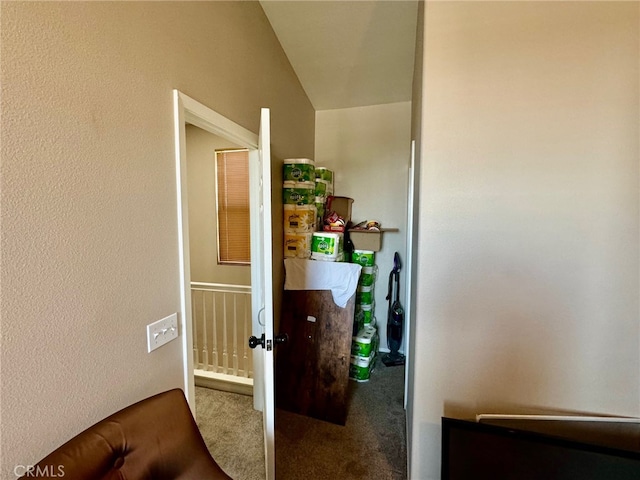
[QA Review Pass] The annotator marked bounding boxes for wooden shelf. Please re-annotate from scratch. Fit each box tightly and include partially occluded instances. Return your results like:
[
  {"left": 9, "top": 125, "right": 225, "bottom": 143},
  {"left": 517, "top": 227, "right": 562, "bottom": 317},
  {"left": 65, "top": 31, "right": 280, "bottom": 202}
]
[{"left": 348, "top": 228, "right": 399, "bottom": 233}]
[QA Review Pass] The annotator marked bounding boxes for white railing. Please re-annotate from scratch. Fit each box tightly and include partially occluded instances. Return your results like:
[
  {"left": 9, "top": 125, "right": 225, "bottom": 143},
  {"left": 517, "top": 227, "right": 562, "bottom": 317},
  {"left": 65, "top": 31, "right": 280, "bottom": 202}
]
[{"left": 191, "top": 282, "right": 253, "bottom": 391}]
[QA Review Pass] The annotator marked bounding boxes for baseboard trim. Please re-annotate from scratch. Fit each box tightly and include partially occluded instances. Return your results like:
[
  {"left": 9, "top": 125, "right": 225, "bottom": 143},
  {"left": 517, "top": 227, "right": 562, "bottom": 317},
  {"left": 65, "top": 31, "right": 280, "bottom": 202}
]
[{"left": 194, "top": 369, "right": 253, "bottom": 396}]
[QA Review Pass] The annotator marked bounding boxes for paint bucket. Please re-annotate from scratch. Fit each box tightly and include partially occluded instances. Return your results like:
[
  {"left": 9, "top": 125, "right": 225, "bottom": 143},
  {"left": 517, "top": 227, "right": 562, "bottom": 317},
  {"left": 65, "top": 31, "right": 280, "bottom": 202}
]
[
  {"left": 283, "top": 232, "right": 312, "bottom": 259},
  {"left": 283, "top": 158, "right": 315, "bottom": 183},
  {"left": 283, "top": 204, "right": 317, "bottom": 233},
  {"left": 283, "top": 181, "right": 315, "bottom": 205}
]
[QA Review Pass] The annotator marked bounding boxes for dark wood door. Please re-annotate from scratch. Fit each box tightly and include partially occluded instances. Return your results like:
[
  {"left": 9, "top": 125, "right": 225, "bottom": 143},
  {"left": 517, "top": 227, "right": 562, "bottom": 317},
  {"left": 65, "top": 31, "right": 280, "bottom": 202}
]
[{"left": 275, "top": 289, "right": 355, "bottom": 425}]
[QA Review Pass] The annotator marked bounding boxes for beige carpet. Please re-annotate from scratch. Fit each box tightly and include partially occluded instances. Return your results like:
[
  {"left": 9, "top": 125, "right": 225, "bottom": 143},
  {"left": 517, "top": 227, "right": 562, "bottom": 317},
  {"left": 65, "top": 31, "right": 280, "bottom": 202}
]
[
  {"left": 195, "top": 363, "right": 407, "bottom": 479},
  {"left": 195, "top": 387, "right": 265, "bottom": 480}
]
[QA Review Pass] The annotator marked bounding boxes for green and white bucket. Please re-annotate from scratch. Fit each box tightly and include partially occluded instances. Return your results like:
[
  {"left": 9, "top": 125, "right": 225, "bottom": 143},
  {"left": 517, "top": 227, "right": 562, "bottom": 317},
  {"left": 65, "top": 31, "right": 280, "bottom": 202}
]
[
  {"left": 311, "top": 232, "right": 343, "bottom": 261},
  {"left": 315, "top": 179, "right": 330, "bottom": 199},
  {"left": 349, "top": 352, "right": 376, "bottom": 382},
  {"left": 315, "top": 167, "right": 333, "bottom": 183},
  {"left": 352, "top": 250, "right": 375, "bottom": 267},
  {"left": 312, "top": 252, "right": 345, "bottom": 262},
  {"left": 351, "top": 325, "right": 379, "bottom": 357},
  {"left": 284, "top": 158, "right": 315, "bottom": 183},
  {"left": 356, "top": 285, "right": 373, "bottom": 305},
  {"left": 359, "top": 266, "right": 377, "bottom": 286},
  {"left": 354, "top": 308, "right": 364, "bottom": 333},
  {"left": 283, "top": 181, "right": 315, "bottom": 205},
  {"left": 356, "top": 303, "right": 375, "bottom": 326},
  {"left": 315, "top": 202, "right": 325, "bottom": 231}
]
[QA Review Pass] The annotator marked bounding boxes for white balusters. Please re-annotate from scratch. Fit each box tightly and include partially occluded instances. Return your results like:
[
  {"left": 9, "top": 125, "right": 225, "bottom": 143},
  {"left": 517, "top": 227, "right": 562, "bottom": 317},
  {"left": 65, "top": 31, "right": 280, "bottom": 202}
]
[
  {"left": 243, "top": 298, "right": 250, "bottom": 378},
  {"left": 232, "top": 293, "right": 239, "bottom": 376},
  {"left": 202, "top": 292, "right": 208, "bottom": 370},
  {"left": 222, "top": 294, "right": 228, "bottom": 374},
  {"left": 191, "top": 290, "right": 199, "bottom": 367},
  {"left": 211, "top": 293, "right": 218, "bottom": 372},
  {"left": 190, "top": 282, "right": 252, "bottom": 381}
]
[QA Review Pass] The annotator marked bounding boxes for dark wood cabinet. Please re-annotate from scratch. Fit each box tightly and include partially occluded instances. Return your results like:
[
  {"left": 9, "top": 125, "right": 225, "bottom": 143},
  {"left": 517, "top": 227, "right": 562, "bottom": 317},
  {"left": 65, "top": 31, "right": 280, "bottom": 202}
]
[
  {"left": 275, "top": 290, "right": 355, "bottom": 425},
  {"left": 442, "top": 416, "right": 640, "bottom": 479}
]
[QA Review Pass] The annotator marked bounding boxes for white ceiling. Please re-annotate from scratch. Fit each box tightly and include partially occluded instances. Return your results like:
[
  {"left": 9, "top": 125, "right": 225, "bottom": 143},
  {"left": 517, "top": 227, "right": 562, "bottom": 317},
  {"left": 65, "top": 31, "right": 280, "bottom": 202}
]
[{"left": 259, "top": 0, "right": 418, "bottom": 111}]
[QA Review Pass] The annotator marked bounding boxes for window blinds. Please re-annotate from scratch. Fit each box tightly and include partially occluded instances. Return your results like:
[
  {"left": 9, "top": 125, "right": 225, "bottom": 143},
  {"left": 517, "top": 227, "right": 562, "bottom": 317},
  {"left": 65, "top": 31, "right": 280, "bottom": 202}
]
[{"left": 216, "top": 149, "right": 250, "bottom": 264}]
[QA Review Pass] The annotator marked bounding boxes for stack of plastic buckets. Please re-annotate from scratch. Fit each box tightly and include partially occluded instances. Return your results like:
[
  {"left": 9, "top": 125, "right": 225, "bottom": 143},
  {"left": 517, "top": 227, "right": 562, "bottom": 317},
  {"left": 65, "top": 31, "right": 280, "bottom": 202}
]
[
  {"left": 349, "top": 249, "right": 379, "bottom": 382},
  {"left": 283, "top": 159, "right": 316, "bottom": 259},
  {"left": 314, "top": 167, "right": 333, "bottom": 230}
]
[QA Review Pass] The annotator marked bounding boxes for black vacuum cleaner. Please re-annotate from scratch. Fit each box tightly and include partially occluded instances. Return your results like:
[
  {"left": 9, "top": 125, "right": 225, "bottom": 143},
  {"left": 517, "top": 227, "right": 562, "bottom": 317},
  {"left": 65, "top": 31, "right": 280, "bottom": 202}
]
[{"left": 382, "top": 252, "right": 405, "bottom": 367}]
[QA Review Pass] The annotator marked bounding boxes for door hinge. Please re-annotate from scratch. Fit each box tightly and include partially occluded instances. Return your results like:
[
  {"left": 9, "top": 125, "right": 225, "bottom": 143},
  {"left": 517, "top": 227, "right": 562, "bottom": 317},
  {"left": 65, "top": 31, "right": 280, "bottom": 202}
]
[{"left": 266, "top": 339, "right": 273, "bottom": 351}]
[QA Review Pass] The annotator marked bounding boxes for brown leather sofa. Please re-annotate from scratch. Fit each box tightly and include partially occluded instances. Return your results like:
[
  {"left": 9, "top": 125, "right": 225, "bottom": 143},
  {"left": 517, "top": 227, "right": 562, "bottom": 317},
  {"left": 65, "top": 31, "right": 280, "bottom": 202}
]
[{"left": 19, "top": 388, "right": 232, "bottom": 479}]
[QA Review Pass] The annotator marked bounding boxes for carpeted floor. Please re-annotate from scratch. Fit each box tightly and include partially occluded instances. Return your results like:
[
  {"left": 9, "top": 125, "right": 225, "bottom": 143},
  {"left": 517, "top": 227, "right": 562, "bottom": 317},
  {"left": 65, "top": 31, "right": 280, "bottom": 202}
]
[
  {"left": 195, "top": 387, "right": 265, "bottom": 480},
  {"left": 195, "top": 363, "right": 406, "bottom": 479}
]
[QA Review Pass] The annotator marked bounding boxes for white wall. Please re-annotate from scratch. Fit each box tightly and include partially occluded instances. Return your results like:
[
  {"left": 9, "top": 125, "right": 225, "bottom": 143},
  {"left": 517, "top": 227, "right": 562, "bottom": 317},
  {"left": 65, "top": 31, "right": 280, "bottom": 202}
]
[
  {"left": 186, "top": 125, "right": 251, "bottom": 286},
  {"left": 0, "top": 2, "right": 313, "bottom": 473},
  {"left": 315, "top": 102, "right": 412, "bottom": 350},
  {"left": 410, "top": 2, "right": 639, "bottom": 478}
]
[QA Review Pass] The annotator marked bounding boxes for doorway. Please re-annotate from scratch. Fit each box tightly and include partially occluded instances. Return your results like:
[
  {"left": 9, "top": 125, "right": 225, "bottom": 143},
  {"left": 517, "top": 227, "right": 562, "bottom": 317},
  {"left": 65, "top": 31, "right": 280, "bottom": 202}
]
[
  {"left": 185, "top": 124, "right": 254, "bottom": 395},
  {"left": 174, "top": 91, "right": 409, "bottom": 478},
  {"left": 174, "top": 92, "right": 277, "bottom": 479}
]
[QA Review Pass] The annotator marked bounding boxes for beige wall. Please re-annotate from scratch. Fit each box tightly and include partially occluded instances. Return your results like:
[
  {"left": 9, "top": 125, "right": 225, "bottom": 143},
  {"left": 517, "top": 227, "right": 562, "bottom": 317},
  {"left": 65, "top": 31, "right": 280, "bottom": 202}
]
[
  {"left": 0, "top": 1, "right": 313, "bottom": 473},
  {"left": 315, "top": 102, "right": 412, "bottom": 350},
  {"left": 186, "top": 124, "right": 251, "bottom": 286},
  {"left": 410, "top": 2, "right": 639, "bottom": 478}
]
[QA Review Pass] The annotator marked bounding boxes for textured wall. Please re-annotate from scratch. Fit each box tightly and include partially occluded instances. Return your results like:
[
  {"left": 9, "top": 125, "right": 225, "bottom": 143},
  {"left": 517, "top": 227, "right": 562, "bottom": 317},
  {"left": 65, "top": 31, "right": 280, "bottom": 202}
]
[
  {"left": 0, "top": 1, "right": 313, "bottom": 473},
  {"left": 411, "top": 2, "right": 640, "bottom": 478}
]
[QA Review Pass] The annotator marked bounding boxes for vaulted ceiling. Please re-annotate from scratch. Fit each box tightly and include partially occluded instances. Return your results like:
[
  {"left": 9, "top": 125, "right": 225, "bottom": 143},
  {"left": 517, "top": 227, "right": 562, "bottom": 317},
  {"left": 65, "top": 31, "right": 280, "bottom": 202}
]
[{"left": 259, "top": 1, "right": 418, "bottom": 111}]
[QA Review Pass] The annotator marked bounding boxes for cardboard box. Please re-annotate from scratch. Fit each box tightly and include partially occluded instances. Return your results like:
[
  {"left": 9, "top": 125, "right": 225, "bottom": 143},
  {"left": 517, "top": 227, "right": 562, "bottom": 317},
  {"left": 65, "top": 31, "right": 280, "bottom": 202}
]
[
  {"left": 325, "top": 196, "right": 353, "bottom": 223},
  {"left": 349, "top": 230, "right": 381, "bottom": 251},
  {"left": 349, "top": 228, "right": 399, "bottom": 252}
]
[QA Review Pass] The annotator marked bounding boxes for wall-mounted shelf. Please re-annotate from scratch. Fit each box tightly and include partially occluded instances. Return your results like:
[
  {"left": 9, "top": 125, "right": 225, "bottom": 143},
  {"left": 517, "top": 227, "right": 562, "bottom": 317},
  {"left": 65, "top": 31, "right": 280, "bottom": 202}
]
[{"left": 348, "top": 228, "right": 399, "bottom": 252}]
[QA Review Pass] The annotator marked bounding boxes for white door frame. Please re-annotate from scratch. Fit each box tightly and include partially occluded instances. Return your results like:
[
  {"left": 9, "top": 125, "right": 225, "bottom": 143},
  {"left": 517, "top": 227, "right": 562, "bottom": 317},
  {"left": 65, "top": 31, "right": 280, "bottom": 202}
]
[
  {"left": 404, "top": 140, "right": 415, "bottom": 409},
  {"left": 172, "top": 90, "right": 260, "bottom": 412}
]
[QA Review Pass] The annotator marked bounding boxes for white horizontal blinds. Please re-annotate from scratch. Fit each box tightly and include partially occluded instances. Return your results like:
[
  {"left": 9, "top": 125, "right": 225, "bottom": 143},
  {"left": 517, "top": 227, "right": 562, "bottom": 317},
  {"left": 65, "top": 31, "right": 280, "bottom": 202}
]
[{"left": 216, "top": 149, "right": 250, "bottom": 264}]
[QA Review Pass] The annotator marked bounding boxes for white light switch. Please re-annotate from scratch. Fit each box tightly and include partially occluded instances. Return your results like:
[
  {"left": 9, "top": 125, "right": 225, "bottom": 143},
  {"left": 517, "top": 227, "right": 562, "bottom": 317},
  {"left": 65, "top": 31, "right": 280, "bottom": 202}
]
[{"left": 147, "top": 313, "right": 179, "bottom": 352}]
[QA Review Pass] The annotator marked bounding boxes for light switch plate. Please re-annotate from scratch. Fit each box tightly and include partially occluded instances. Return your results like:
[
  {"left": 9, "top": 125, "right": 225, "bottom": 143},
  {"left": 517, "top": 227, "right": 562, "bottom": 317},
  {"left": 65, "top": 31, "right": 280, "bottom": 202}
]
[{"left": 147, "top": 313, "right": 179, "bottom": 352}]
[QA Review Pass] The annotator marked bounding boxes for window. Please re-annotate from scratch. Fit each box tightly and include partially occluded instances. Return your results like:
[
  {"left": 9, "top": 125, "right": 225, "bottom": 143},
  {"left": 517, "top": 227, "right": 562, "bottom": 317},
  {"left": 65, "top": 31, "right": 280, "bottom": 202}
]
[{"left": 215, "top": 149, "right": 250, "bottom": 264}]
